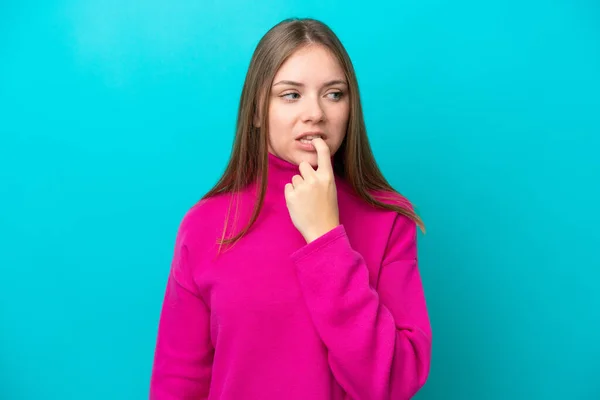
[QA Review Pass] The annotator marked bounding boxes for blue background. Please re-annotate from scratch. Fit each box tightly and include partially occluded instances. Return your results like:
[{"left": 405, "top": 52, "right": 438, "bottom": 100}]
[{"left": 1, "top": 1, "right": 599, "bottom": 399}]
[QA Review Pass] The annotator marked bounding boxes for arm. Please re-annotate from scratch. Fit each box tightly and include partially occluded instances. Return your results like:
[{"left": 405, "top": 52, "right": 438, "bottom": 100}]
[
  {"left": 149, "top": 225, "right": 213, "bottom": 399},
  {"left": 290, "top": 216, "right": 431, "bottom": 400}
]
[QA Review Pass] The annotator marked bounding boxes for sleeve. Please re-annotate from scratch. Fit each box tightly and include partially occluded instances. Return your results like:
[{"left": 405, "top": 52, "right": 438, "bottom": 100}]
[
  {"left": 149, "top": 219, "right": 214, "bottom": 399},
  {"left": 289, "top": 216, "right": 432, "bottom": 400}
]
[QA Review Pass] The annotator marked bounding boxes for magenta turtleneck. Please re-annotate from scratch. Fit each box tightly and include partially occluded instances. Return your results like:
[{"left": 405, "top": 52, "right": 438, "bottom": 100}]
[{"left": 149, "top": 152, "right": 432, "bottom": 400}]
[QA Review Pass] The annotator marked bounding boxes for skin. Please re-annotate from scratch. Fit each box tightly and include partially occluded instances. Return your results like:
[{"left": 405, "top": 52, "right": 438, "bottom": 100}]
[
  {"left": 266, "top": 44, "right": 350, "bottom": 168},
  {"left": 284, "top": 137, "right": 340, "bottom": 243},
  {"left": 263, "top": 44, "right": 350, "bottom": 243}
]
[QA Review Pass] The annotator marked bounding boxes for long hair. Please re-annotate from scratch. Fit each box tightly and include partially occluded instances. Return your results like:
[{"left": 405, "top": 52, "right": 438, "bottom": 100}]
[{"left": 201, "top": 18, "right": 425, "bottom": 251}]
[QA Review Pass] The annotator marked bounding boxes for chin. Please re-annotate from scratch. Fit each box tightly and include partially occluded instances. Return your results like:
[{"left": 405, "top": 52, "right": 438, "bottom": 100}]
[{"left": 296, "top": 153, "right": 318, "bottom": 167}]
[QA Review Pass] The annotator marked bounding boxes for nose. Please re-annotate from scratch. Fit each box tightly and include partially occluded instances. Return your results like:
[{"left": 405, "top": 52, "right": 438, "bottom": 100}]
[{"left": 301, "top": 96, "right": 325, "bottom": 123}]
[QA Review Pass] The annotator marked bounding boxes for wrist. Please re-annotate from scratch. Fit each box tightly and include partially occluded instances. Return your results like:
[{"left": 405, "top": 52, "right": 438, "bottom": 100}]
[{"left": 304, "top": 222, "right": 340, "bottom": 244}]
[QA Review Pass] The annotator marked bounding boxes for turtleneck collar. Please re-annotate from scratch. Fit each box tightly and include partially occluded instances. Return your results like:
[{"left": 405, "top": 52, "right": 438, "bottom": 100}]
[
  {"left": 263, "top": 152, "right": 301, "bottom": 207},
  {"left": 260, "top": 152, "right": 339, "bottom": 209}
]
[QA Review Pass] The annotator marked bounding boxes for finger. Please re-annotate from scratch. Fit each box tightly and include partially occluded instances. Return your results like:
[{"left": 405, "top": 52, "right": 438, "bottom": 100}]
[
  {"left": 298, "top": 161, "right": 315, "bottom": 180},
  {"left": 284, "top": 182, "right": 294, "bottom": 198},
  {"left": 311, "top": 138, "right": 333, "bottom": 175},
  {"left": 291, "top": 174, "right": 303, "bottom": 188}
]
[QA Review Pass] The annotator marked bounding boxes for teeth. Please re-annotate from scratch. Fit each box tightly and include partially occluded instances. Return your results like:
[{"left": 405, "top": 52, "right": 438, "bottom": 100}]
[{"left": 299, "top": 135, "right": 322, "bottom": 144}]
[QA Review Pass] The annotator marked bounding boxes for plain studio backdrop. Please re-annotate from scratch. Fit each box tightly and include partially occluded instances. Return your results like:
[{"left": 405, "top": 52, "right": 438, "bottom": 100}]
[{"left": 1, "top": 1, "right": 599, "bottom": 399}]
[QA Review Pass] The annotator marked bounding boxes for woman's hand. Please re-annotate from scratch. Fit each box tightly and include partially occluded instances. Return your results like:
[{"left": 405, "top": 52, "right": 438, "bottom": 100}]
[{"left": 284, "top": 138, "right": 340, "bottom": 243}]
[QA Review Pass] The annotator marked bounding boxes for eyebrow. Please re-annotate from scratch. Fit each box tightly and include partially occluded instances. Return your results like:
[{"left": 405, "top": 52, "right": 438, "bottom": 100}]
[{"left": 272, "top": 79, "right": 348, "bottom": 87}]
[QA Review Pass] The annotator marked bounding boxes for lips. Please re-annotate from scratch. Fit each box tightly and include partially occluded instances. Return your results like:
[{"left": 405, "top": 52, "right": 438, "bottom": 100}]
[{"left": 295, "top": 132, "right": 326, "bottom": 143}]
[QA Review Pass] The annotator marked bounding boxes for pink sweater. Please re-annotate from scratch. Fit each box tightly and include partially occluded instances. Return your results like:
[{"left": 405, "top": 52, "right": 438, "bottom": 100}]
[{"left": 150, "top": 153, "right": 432, "bottom": 399}]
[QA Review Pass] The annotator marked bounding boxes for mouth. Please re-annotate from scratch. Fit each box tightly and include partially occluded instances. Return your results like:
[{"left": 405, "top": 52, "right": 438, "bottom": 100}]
[{"left": 296, "top": 134, "right": 325, "bottom": 144}]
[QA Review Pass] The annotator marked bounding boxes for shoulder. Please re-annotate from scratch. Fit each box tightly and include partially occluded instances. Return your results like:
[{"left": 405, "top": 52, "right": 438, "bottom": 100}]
[
  {"left": 369, "top": 189, "right": 419, "bottom": 260},
  {"left": 166, "top": 194, "right": 234, "bottom": 293},
  {"left": 371, "top": 188, "right": 417, "bottom": 232},
  {"left": 337, "top": 182, "right": 418, "bottom": 251},
  {"left": 338, "top": 179, "right": 415, "bottom": 221},
  {"left": 370, "top": 188, "right": 415, "bottom": 212},
  {"left": 173, "top": 192, "right": 238, "bottom": 252}
]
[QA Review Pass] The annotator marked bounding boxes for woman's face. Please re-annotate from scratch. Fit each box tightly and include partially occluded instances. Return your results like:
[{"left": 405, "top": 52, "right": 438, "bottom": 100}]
[{"left": 265, "top": 44, "right": 350, "bottom": 168}]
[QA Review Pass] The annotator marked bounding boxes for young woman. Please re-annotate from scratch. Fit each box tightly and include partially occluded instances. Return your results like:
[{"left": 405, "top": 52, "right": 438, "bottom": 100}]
[{"left": 150, "top": 17, "right": 432, "bottom": 400}]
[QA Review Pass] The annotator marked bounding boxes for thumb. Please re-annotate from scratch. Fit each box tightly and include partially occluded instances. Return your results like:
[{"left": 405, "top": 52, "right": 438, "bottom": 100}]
[{"left": 284, "top": 182, "right": 294, "bottom": 200}]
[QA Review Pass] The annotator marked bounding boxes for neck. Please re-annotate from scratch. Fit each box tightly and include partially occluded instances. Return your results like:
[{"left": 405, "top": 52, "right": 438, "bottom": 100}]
[
  {"left": 255, "top": 152, "right": 342, "bottom": 209},
  {"left": 262, "top": 152, "right": 301, "bottom": 208}
]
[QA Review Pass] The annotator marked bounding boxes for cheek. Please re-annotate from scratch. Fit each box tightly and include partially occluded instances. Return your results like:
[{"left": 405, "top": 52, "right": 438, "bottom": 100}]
[
  {"left": 270, "top": 108, "right": 296, "bottom": 131},
  {"left": 328, "top": 106, "right": 350, "bottom": 134},
  {"left": 268, "top": 106, "right": 296, "bottom": 146},
  {"left": 269, "top": 103, "right": 283, "bottom": 121},
  {"left": 327, "top": 99, "right": 349, "bottom": 120}
]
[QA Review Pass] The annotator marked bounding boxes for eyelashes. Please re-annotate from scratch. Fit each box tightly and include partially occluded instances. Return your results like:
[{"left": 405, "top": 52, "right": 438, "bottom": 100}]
[
  {"left": 280, "top": 91, "right": 345, "bottom": 103},
  {"left": 281, "top": 93, "right": 301, "bottom": 101}
]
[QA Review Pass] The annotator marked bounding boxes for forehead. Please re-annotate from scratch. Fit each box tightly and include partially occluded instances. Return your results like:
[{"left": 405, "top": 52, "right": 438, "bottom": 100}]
[{"left": 273, "top": 45, "right": 345, "bottom": 82}]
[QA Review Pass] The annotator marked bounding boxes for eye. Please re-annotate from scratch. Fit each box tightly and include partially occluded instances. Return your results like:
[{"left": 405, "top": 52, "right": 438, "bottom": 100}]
[
  {"left": 281, "top": 92, "right": 300, "bottom": 102},
  {"left": 327, "top": 91, "right": 344, "bottom": 101}
]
